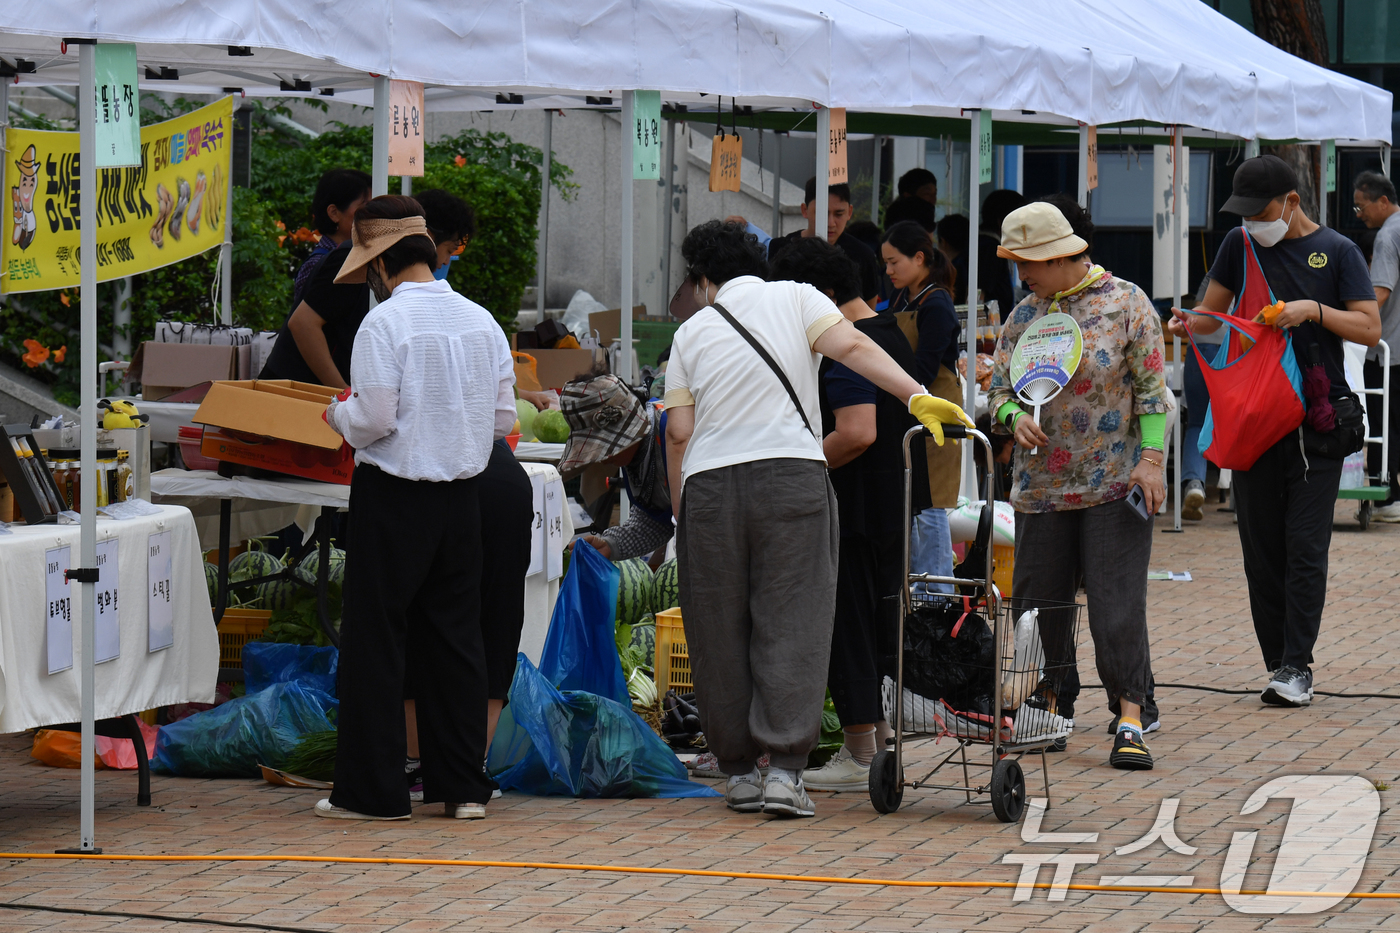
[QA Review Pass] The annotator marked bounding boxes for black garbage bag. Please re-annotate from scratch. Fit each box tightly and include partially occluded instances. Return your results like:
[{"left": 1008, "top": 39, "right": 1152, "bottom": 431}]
[{"left": 901, "top": 601, "right": 995, "bottom": 716}]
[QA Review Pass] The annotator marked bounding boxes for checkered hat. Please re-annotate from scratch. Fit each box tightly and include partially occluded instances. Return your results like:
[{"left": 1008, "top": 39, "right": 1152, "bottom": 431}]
[{"left": 557, "top": 375, "right": 650, "bottom": 478}]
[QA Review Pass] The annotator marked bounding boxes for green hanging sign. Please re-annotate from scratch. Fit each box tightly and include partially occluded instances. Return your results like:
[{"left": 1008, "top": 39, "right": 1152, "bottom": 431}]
[
  {"left": 93, "top": 44, "right": 140, "bottom": 168},
  {"left": 978, "top": 110, "right": 993, "bottom": 186},
  {"left": 1324, "top": 140, "right": 1336, "bottom": 193},
  {"left": 633, "top": 91, "right": 661, "bottom": 180}
]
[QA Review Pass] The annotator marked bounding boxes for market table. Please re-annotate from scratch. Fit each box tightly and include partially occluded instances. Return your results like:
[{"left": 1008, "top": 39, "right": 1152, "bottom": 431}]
[{"left": 149, "top": 465, "right": 573, "bottom": 667}]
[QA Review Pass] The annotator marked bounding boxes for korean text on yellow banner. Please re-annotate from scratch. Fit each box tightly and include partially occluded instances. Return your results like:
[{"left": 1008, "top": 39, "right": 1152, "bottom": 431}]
[
  {"left": 4, "top": 97, "right": 233, "bottom": 294},
  {"left": 388, "top": 80, "right": 425, "bottom": 177},
  {"left": 709, "top": 133, "right": 742, "bottom": 193},
  {"left": 1087, "top": 126, "right": 1099, "bottom": 191}
]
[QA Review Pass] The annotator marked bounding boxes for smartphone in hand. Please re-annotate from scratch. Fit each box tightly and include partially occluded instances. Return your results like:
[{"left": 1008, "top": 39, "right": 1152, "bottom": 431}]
[{"left": 1126, "top": 484, "right": 1152, "bottom": 522}]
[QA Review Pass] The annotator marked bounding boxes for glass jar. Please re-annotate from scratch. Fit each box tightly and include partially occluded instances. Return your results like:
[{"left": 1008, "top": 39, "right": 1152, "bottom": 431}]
[{"left": 117, "top": 451, "right": 132, "bottom": 502}]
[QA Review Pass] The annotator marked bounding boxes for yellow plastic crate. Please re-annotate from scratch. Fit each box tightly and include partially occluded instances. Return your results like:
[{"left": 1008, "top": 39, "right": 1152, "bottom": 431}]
[
  {"left": 217, "top": 608, "right": 272, "bottom": 670},
  {"left": 653, "top": 607, "right": 692, "bottom": 700},
  {"left": 993, "top": 543, "right": 1015, "bottom": 597}
]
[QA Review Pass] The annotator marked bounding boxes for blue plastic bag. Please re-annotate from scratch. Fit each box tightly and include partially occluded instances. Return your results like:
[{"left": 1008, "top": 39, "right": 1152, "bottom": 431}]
[
  {"left": 488, "top": 654, "right": 717, "bottom": 798},
  {"left": 243, "top": 642, "right": 338, "bottom": 697},
  {"left": 152, "top": 682, "right": 337, "bottom": 778},
  {"left": 538, "top": 540, "right": 629, "bottom": 706}
]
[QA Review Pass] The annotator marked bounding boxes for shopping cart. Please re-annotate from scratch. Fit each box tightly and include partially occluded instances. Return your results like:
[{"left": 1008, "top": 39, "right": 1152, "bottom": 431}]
[
  {"left": 868, "top": 425, "right": 1082, "bottom": 822},
  {"left": 1340, "top": 339, "right": 1390, "bottom": 530}
]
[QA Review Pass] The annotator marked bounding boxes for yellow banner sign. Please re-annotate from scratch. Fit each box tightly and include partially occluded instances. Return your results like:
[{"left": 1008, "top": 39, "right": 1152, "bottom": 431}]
[{"left": 4, "top": 97, "right": 232, "bottom": 293}]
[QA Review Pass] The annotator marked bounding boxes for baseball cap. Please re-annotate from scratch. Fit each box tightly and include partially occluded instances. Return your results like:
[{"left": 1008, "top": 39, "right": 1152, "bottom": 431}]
[
  {"left": 1221, "top": 155, "right": 1298, "bottom": 217},
  {"left": 996, "top": 202, "right": 1089, "bottom": 262},
  {"left": 557, "top": 375, "right": 651, "bottom": 478}
]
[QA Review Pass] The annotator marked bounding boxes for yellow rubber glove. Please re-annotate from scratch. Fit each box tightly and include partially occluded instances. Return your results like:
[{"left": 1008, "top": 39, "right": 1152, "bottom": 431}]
[{"left": 908, "top": 393, "right": 976, "bottom": 446}]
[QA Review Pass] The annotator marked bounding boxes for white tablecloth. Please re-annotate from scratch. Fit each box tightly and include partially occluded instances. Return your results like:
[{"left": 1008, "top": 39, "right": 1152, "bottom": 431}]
[
  {"left": 513, "top": 441, "right": 565, "bottom": 463},
  {"left": 0, "top": 505, "right": 218, "bottom": 733},
  {"left": 149, "top": 466, "right": 572, "bottom": 666}
]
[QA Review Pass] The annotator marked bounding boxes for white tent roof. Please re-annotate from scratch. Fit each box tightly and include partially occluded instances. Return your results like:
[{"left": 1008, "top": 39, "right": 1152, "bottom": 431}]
[{"left": 0, "top": 0, "right": 1390, "bottom": 142}]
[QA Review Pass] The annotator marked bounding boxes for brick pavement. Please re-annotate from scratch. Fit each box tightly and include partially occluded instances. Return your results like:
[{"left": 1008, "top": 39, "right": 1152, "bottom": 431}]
[{"left": 2, "top": 497, "right": 1400, "bottom": 931}]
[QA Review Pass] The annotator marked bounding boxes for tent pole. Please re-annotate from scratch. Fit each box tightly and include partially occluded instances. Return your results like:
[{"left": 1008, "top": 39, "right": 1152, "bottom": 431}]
[
  {"left": 964, "top": 111, "right": 980, "bottom": 497},
  {"left": 220, "top": 97, "right": 238, "bottom": 326},
  {"left": 1078, "top": 124, "right": 1089, "bottom": 209},
  {"left": 1245, "top": 138, "right": 1260, "bottom": 160},
  {"left": 770, "top": 130, "right": 782, "bottom": 236},
  {"left": 620, "top": 91, "right": 634, "bottom": 385},
  {"left": 871, "top": 135, "right": 881, "bottom": 223},
  {"left": 372, "top": 77, "right": 390, "bottom": 197},
  {"left": 538, "top": 109, "right": 552, "bottom": 319},
  {"left": 1172, "top": 127, "right": 1184, "bottom": 531},
  {"left": 816, "top": 107, "right": 830, "bottom": 249},
  {"left": 77, "top": 39, "right": 99, "bottom": 854},
  {"left": 662, "top": 116, "right": 675, "bottom": 308}
]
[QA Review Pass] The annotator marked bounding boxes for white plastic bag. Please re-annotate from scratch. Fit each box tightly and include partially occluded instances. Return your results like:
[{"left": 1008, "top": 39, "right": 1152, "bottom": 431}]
[
  {"left": 1340, "top": 451, "right": 1368, "bottom": 490},
  {"left": 563, "top": 290, "right": 609, "bottom": 341},
  {"left": 999, "top": 608, "right": 1043, "bottom": 710}
]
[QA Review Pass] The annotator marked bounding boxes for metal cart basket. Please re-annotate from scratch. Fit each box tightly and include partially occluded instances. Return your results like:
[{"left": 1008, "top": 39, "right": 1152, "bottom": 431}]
[
  {"left": 868, "top": 425, "right": 1082, "bottom": 822},
  {"left": 1340, "top": 339, "right": 1390, "bottom": 530}
]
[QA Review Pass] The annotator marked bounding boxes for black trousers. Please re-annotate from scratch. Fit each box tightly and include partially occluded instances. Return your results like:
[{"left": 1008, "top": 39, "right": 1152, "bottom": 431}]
[
  {"left": 330, "top": 463, "right": 493, "bottom": 816},
  {"left": 1232, "top": 434, "right": 1343, "bottom": 672},
  {"left": 828, "top": 531, "right": 902, "bottom": 726},
  {"left": 1363, "top": 359, "right": 1399, "bottom": 504},
  {"left": 478, "top": 441, "right": 534, "bottom": 700}
]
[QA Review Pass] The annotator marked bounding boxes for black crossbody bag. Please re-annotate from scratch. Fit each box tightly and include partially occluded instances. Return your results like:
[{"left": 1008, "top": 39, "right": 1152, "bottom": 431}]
[{"left": 710, "top": 301, "right": 816, "bottom": 438}]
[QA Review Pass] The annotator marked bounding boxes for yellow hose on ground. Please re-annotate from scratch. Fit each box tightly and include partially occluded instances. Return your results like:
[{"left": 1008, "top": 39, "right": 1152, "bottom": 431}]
[{"left": 0, "top": 852, "right": 1394, "bottom": 899}]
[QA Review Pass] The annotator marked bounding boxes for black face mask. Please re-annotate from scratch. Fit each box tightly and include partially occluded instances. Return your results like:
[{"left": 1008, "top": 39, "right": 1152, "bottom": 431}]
[{"left": 365, "top": 262, "right": 393, "bottom": 302}]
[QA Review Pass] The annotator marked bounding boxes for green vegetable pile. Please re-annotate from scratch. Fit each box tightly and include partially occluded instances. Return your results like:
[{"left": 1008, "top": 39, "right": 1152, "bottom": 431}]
[
  {"left": 280, "top": 729, "right": 338, "bottom": 782},
  {"left": 261, "top": 582, "right": 342, "bottom": 648}
]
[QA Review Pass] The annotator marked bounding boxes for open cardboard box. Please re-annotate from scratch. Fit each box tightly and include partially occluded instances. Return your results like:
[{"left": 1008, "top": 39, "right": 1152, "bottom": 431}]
[
  {"left": 127, "top": 341, "right": 251, "bottom": 401},
  {"left": 508, "top": 340, "right": 605, "bottom": 392},
  {"left": 193, "top": 380, "right": 353, "bottom": 485}
]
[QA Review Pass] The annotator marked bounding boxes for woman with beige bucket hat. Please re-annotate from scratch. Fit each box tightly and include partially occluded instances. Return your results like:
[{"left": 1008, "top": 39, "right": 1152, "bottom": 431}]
[{"left": 988, "top": 201, "right": 1173, "bottom": 771}]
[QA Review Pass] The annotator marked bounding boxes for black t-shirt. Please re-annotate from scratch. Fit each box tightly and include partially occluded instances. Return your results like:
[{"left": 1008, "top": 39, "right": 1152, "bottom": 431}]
[
  {"left": 260, "top": 243, "right": 370, "bottom": 386},
  {"left": 768, "top": 230, "right": 882, "bottom": 302},
  {"left": 819, "top": 313, "right": 932, "bottom": 539},
  {"left": 1208, "top": 225, "right": 1373, "bottom": 399}
]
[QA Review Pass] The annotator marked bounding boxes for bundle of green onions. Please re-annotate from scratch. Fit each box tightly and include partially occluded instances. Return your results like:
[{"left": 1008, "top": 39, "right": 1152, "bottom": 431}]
[{"left": 280, "top": 730, "right": 338, "bottom": 781}]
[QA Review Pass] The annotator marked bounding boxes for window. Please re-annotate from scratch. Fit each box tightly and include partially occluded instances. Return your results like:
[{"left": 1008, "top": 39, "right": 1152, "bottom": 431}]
[{"left": 1344, "top": 0, "right": 1400, "bottom": 64}]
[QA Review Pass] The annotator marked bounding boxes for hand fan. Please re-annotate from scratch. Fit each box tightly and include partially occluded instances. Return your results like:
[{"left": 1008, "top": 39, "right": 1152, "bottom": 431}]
[{"left": 1009, "top": 312, "right": 1084, "bottom": 454}]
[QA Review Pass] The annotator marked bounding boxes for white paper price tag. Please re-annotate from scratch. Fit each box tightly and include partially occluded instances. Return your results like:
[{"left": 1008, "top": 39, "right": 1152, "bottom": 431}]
[
  {"left": 528, "top": 472, "right": 546, "bottom": 577},
  {"left": 94, "top": 538, "right": 120, "bottom": 663},
  {"left": 45, "top": 546, "right": 73, "bottom": 675},
  {"left": 545, "top": 478, "right": 565, "bottom": 581},
  {"left": 147, "top": 531, "right": 174, "bottom": 652}
]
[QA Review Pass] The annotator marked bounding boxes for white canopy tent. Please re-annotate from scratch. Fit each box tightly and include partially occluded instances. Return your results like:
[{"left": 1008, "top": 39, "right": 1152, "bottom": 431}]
[{"left": 0, "top": 0, "right": 1390, "bottom": 852}]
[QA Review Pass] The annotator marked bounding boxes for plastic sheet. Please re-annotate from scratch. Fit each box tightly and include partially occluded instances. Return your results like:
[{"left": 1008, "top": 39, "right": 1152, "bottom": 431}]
[
  {"left": 538, "top": 540, "right": 629, "bottom": 706},
  {"left": 152, "top": 682, "right": 337, "bottom": 778},
  {"left": 487, "top": 654, "right": 717, "bottom": 798},
  {"left": 243, "top": 642, "right": 338, "bottom": 697}
]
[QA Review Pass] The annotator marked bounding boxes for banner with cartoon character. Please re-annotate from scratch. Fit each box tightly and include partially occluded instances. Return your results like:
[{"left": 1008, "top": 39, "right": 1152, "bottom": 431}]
[{"left": 3, "top": 97, "right": 232, "bottom": 294}]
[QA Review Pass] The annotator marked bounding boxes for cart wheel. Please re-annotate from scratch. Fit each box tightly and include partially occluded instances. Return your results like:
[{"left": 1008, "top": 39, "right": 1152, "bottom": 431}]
[
  {"left": 869, "top": 749, "right": 903, "bottom": 813},
  {"left": 990, "top": 758, "right": 1026, "bottom": 823},
  {"left": 1359, "top": 500, "right": 1372, "bottom": 531}
]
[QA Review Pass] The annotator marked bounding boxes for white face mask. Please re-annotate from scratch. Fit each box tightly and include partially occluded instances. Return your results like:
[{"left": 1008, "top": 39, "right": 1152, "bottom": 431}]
[{"left": 1244, "top": 204, "right": 1294, "bottom": 248}]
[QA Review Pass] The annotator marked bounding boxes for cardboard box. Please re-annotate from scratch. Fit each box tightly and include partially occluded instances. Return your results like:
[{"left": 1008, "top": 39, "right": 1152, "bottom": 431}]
[
  {"left": 586, "top": 305, "right": 647, "bottom": 346},
  {"left": 128, "top": 341, "right": 244, "bottom": 401},
  {"left": 193, "top": 380, "right": 354, "bottom": 485},
  {"left": 520, "top": 348, "right": 606, "bottom": 391}
]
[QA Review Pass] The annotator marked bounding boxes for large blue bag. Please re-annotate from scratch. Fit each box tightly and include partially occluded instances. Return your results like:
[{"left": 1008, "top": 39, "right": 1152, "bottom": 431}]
[
  {"left": 242, "top": 642, "right": 338, "bottom": 697},
  {"left": 487, "top": 655, "right": 717, "bottom": 798},
  {"left": 538, "top": 540, "right": 629, "bottom": 705},
  {"left": 152, "top": 681, "right": 337, "bottom": 778}
]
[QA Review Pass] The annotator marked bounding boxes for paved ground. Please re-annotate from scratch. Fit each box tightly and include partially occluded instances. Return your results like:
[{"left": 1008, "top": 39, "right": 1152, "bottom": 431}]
[{"left": 2, "top": 493, "right": 1400, "bottom": 932}]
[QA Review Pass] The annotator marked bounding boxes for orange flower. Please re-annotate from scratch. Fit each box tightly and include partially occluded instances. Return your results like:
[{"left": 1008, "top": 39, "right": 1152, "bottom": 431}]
[
  {"left": 53, "top": 345, "right": 66, "bottom": 363},
  {"left": 59, "top": 292, "right": 70, "bottom": 307},
  {"left": 21, "top": 339, "right": 49, "bottom": 368},
  {"left": 454, "top": 154, "right": 466, "bottom": 167}
]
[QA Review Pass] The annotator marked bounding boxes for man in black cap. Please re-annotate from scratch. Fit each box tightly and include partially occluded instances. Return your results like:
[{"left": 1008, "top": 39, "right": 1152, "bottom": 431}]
[{"left": 1168, "top": 155, "right": 1379, "bottom": 708}]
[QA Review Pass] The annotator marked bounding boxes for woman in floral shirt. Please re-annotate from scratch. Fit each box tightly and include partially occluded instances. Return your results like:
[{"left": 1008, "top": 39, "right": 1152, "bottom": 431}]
[{"left": 988, "top": 200, "right": 1172, "bottom": 772}]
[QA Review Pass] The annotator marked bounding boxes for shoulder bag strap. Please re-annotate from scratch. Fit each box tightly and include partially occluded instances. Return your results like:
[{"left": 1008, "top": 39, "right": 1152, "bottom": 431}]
[{"left": 710, "top": 301, "right": 815, "bottom": 437}]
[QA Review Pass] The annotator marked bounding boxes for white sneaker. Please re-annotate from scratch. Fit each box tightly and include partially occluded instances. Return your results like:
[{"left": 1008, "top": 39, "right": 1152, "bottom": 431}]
[
  {"left": 1373, "top": 503, "right": 1400, "bottom": 523},
  {"left": 313, "top": 799, "right": 409, "bottom": 820},
  {"left": 446, "top": 802, "right": 486, "bottom": 819},
  {"left": 725, "top": 767, "right": 764, "bottom": 813},
  {"left": 801, "top": 747, "right": 871, "bottom": 791},
  {"left": 762, "top": 768, "right": 815, "bottom": 817}
]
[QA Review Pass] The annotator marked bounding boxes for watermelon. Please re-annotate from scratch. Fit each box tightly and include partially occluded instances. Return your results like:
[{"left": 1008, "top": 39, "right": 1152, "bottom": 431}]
[
  {"left": 628, "top": 612, "right": 656, "bottom": 664},
  {"left": 516, "top": 397, "right": 539, "bottom": 441},
  {"left": 652, "top": 558, "right": 679, "bottom": 612},
  {"left": 258, "top": 576, "right": 305, "bottom": 611},
  {"left": 533, "top": 409, "right": 571, "bottom": 443},
  {"left": 613, "top": 557, "right": 654, "bottom": 628},
  {"left": 295, "top": 547, "right": 347, "bottom": 588},
  {"left": 204, "top": 561, "right": 219, "bottom": 605},
  {"left": 229, "top": 544, "right": 282, "bottom": 582}
]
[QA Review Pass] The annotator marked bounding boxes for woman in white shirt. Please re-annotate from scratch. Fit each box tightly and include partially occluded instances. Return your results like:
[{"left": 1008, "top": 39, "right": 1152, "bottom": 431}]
[
  {"left": 663, "top": 220, "right": 972, "bottom": 818},
  {"left": 313, "top": 196, "right": 515, "bottom": 823}
]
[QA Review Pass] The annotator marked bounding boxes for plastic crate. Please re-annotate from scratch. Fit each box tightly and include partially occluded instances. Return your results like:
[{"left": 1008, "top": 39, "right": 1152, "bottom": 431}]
[
  {"left": 993, "top": 543, "right": 1014, "bottom": 596},
  {"left": 217, "top": 608, "right": 272, "bottom": 670},
  {"left": 653, "top": 607, "right": 692, "bottom": 699}
]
